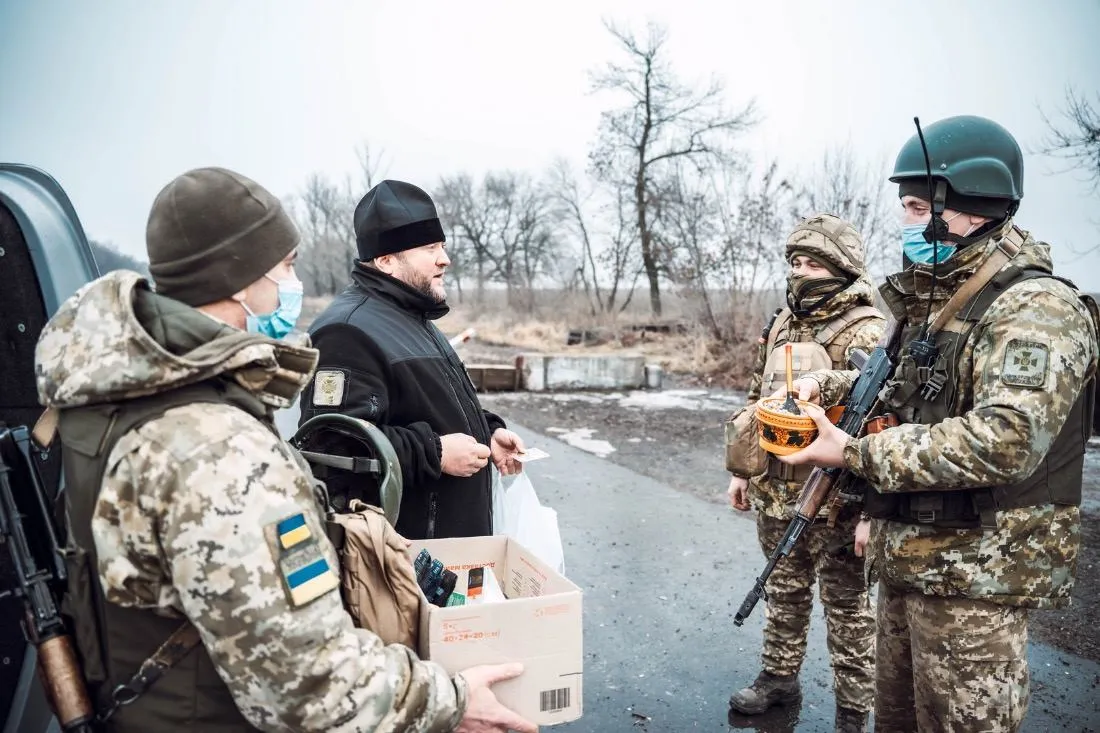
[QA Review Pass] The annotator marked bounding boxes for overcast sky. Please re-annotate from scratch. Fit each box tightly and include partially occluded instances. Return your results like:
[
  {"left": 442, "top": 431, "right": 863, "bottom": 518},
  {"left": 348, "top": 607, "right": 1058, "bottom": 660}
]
[{"left": 2, "top": 0, "right": 1098, "bottom": 289}]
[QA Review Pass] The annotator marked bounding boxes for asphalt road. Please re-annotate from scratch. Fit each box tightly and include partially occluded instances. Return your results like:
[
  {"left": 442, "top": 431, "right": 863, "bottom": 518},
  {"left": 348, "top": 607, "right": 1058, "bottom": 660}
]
[{"left": 506, "top": 422, "right": 1100, "bottom": 733}]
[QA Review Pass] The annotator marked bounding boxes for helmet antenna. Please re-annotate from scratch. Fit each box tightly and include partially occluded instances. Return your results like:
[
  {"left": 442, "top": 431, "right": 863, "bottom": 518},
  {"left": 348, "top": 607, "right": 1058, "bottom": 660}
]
[{"left": 905, "top": 117, "right": 942, "bottom": 395}]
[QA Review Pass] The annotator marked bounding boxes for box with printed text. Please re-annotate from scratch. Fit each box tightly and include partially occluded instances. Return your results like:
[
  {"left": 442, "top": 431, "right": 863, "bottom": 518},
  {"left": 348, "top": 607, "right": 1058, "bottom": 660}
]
[{"left": 409, "top": 535, "right": 583, "bottom": 726}]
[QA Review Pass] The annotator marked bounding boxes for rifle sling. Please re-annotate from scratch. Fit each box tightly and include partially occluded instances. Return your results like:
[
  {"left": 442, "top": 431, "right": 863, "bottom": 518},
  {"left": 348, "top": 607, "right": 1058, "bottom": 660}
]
[
  {"left": 29, "top": 411, "right": 206, "bottom": 722},
  {"left": 927, "top": 232, "right": 1022, "bottom": 337},
  {"left": 98, "top": 621, "right": 202, "bottom": 722}
]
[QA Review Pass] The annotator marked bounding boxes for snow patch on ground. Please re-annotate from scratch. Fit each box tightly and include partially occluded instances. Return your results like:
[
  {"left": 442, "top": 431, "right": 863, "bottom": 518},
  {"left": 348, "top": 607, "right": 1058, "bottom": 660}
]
[
  {"left": 617, "top": 389, "right": 744, "bottom": 411},
  {"left": 489, "top": 388, "right": 745, "bottom": 412},
  {"left": 546, "top": 427, "right": 617, "bottom": 458}
]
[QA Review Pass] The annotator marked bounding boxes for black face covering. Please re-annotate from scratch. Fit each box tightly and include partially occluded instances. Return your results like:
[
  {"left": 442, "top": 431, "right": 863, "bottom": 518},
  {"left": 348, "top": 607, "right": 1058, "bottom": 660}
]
[{"left": 786, "top": 275, "right": 851, "bottom": 317}]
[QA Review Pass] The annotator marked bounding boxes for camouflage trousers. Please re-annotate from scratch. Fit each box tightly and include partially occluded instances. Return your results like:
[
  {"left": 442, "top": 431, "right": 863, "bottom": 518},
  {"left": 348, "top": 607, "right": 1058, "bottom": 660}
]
[
  {"left": 874, "top": 582, "right": 1029, "bottom": 732},
  {"left": 755, "top": 512, "right": 875, "bottom": 713}
]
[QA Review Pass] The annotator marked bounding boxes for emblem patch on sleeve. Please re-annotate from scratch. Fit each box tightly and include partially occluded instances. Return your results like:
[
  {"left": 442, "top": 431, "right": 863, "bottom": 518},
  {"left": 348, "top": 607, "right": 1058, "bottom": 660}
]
[
  {"left": 265, "top": 512, "right": 339, "bottom": 608},
  {"left": 312, "top": 369, "right": 346, "bottom": 407},
  {"left": 276, "top": 512, "right": 312, "bottom": 549},
  {"left": 1001, "top": 339, "right": 1049, "bottom": 388}
]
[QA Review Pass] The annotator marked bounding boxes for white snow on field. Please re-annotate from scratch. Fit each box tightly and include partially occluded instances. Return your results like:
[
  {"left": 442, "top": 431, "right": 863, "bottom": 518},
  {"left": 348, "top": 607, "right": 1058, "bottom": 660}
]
[
  {"left": 487, "top": 388, "right": 745, "bottom": 413},
  {"left": 546, "top": 427, "right": 617, "bottom": 458},
  {"left": 617, "top": 389, "right": 744, "bottom": 411}
]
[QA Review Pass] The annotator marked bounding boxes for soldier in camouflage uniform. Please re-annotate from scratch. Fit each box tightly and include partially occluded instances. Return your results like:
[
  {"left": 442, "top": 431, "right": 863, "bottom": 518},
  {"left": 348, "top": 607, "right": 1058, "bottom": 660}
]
[
  {"left": 34, "top": 167, "right": 536, "bottom": 733},
  {"left": 780, "top": 116, "right": 1100, "bottom": 732},
  {"left": 726, "top": 215, "right": 884, "bottom": 733}
]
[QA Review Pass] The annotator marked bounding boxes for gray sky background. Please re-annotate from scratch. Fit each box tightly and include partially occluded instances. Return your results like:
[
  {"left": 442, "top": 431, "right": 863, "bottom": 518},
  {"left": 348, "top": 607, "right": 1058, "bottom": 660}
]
[{"left": 2, "top": 0, "right": 1098, "bottom": 288}]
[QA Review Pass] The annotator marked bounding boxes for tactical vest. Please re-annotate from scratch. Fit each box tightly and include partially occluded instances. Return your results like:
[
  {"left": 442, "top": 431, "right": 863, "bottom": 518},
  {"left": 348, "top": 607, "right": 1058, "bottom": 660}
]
[
  {"left": 761, "top": 305, "right": 882, "bottom": 483},
  {"left": 865, "top": 253, "right": 1098, "bottom": 529},
  {"left": 58, "top": 381, "right": 268, "bottom": 732}
]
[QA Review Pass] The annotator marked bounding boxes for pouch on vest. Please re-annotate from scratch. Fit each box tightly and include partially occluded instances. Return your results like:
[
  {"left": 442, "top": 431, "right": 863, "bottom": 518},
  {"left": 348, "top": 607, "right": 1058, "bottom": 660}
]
[
  {"left": 327, "top": 500, "right": 422, "bottom": 648},
  {"left": 725, "top": 404, "right": 766, "bottom": 477}
]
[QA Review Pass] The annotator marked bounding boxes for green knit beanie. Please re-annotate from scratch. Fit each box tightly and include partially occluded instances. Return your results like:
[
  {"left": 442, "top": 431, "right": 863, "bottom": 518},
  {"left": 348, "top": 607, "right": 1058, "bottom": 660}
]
[{"left": 146, "top": 167, "right": 299, "bottom": 306}]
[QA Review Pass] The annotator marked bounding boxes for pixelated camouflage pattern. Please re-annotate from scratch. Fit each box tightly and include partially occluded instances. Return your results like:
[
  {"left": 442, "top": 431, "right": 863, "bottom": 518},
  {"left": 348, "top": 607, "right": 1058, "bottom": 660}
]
[
  {"left": 785, "top": 213, "right": 868, "bottom": 279},
  {"left": 734, "top": 274, "right": 885, "bottom": 519},
  {"left": 811, "top": 224, "right": 1098, "bottom": 609},
  {"left": 35, "top": 270, "right": 466, "bottom": 732},
  {"left": 754, "top": 513, "right": 875, "bottom": 713},
  {"left": 874, "top": 582, "right": 1029, "bottom": 732}
]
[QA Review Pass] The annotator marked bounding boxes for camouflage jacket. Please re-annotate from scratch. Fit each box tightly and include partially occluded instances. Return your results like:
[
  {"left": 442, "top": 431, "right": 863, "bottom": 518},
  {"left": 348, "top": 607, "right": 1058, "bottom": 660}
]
[
  {"left": 739, "top": 275, "right": 885, "bottom": 518},
  {"left": 809, "top": 224, "right": 1099, "bottom": 609},
  {"left": 35, "top": 271, "right": 466, "bottom": 732}
]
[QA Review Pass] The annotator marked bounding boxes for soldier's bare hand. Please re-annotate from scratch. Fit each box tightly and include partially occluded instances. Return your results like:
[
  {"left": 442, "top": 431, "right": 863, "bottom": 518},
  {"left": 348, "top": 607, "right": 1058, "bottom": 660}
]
[
  {"left": 456, "top": 663, "right": 538, "bottom": 733},
  {"left": 728, "top": 475, "right": 750, "bottom": 511},
  {"left": 777, "top": 403, "right": 847, "bottom": 468},
  {"left": 854, "top": 518, "right": 871, "bottom": 558},
  {"left": 440, "top": 433, "right": 492, "bottom": 477},
  {"left": 767, "top": 377, "right": 822, "bottom": 404}
]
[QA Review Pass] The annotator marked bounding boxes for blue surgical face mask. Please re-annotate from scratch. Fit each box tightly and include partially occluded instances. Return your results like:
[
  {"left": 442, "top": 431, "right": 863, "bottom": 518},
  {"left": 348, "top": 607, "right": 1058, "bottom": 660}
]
[
  {"left": 242, "top": 275, "right": 303, "bottom": 340},
  {"left": 901, "top": 212, "right": 965, "bottom": 265}
]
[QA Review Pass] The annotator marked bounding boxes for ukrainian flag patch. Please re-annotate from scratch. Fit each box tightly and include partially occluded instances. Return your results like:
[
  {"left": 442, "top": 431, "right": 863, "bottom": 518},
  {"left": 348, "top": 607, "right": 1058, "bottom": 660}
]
[
  {"left": 266, "top": 511, "right": 339, "bottom": 608},
  {"left": 277, "top": 513, "right": 312, "bottom": 549},
  {"left": 281, "top": 552, "right": 339, "bottom": 607}
]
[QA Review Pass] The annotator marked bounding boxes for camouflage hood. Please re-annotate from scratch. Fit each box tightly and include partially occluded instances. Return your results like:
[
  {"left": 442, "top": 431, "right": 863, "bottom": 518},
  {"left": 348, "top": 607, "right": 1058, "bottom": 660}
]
[
  {"left": 36, "top": 270, "right": 318, "bottom": 410},
  {"left": 882, "top": 219, "right": 1052, "bottom": 323}
]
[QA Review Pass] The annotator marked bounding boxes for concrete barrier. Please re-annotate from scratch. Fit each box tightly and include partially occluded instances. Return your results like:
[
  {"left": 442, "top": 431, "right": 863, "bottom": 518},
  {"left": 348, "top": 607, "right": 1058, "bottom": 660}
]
[{"left": 517, "top": 353, "right": 646, "bottom": 391}]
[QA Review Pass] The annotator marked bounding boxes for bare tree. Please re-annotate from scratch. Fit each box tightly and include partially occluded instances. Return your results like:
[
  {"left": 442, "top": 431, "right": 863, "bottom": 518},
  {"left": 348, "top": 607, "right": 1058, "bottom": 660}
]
[
  {"left": 354, "top": 141, "right": 390, "bottom": 191},
  {"left": 651, "top": 164, "right": 725, "bottom": 338},
  {"left": 1040, "top": 87, "right": 1100, "bottom": 192},
  {"left": 549, "top": 159, "right": 642, "bottom": 315},
  {"left": 712, "top": 159, "right": 797, "bottom": 337},
  {"left": 436, "top": 171, "right": 560, "bottom": 309},
  {"left": 289, "top": 173, "right": 357, "bottom": 296},
  {"left": 437, "top": 173, "right": 493, "bottom": 303},
  {"left": 288, "top": 140, "right": 391, "bottom": 296},
  {"left": 793, "top": 145, "right": 898, "bottom": 279},
  {"left": 588, "top": 20, "right": 757, "bottom": 317}
]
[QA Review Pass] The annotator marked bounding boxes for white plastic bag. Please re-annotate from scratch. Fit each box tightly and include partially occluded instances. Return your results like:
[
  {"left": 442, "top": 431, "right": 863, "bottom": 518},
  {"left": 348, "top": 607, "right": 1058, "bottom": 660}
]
[
  {"left": 496, "top": 471, "right": 565, "bottom": 575},
  {"left": 492, "top": 467, "right": 508, "bottom": 535}
]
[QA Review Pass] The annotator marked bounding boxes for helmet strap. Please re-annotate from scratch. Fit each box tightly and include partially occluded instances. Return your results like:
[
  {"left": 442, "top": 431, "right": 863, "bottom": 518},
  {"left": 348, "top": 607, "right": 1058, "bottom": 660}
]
[{"left": 922, "top": 180, "right": 950, "bottom": 245}]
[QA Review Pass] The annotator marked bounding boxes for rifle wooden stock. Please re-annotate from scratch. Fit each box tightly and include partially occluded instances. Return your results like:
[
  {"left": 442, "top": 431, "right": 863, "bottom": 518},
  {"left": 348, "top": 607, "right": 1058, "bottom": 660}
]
[
  {"left": 792, "top": 467, "right": 839, "bottom": 521},
  {"left": 37, "top": 633, "right": 96, "bottom": 731},
  {"left": 1, "top": 426, "right": 96, "bottom": 732}
]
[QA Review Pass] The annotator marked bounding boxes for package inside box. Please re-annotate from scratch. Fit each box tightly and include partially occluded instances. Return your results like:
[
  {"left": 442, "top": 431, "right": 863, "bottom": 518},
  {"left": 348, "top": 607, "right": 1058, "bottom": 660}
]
[{"left": 409, "top": 536, "right": 584, "bottom": 725}]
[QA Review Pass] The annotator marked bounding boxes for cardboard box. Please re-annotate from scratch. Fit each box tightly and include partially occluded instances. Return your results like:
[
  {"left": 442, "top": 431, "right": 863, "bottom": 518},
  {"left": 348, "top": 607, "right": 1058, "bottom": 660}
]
[{"left": 409, "top": 536, "right": 583, "bottom": 726}]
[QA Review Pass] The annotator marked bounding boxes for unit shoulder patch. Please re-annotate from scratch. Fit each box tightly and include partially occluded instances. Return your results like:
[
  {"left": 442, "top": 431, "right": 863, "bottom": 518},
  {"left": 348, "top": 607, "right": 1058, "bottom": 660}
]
[
  {"left": 265, "top": 511, "right": 339, "bottom": 608},
  {"left": 1001, "top": 339, "right": 1049, "bottom": 388},
  {"left": 312, "top": 369, "right": 347, "bottom": 407}
]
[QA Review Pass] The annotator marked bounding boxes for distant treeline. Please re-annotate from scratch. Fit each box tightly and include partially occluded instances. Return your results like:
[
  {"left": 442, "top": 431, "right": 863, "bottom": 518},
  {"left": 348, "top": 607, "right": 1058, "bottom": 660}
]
[{"left": 90, "top": 239, "right": 148, "bottom": 276}]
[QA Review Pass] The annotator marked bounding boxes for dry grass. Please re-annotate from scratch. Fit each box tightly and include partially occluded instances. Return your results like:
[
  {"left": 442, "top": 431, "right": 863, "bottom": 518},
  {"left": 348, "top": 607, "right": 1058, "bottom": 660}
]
[
  {"left": 301, "top": 289, "right": 775, "bottom": 390},
  {"left": 437, "top": 291, "right": 770, "bottom": 389}
]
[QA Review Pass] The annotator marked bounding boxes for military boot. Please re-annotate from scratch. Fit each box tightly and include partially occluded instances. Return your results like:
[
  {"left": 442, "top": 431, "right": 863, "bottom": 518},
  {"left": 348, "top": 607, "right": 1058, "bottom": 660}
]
[
  {"left": 728, "top": 670, "right": 801, "bottom": 715},
  {"left": 835, "top": 706, "right": 868, "bottom": 733}
]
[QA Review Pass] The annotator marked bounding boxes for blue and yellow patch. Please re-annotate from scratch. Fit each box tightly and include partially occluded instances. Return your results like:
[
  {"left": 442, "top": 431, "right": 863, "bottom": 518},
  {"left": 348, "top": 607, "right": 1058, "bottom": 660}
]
[
  {"left": 277, "top": 513, "right": 312, "bottom": 549},
  {"left": 281, "top": 551, "right": 339, "bottom": 607},
  {"left": 266, "top": 511, "right": 339, "bottom": 608}
]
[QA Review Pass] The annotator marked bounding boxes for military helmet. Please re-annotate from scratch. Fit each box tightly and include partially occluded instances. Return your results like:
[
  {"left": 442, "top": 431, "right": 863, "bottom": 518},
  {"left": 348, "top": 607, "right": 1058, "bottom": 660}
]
[
  {"left": 785, "top": 213, "right": 866, "bottom": 279},
  {"left": 292, "top": 413, "right": 403, "bottom": 525},
  {"left": 890, "top": 115, "right": 1023, "bottom": 215}
]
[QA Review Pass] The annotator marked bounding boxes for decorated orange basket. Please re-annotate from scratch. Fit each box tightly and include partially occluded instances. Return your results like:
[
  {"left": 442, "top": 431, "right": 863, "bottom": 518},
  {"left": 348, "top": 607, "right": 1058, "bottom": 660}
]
[{"left": 755, "top": 397, "right": 820, "bottom": 456}]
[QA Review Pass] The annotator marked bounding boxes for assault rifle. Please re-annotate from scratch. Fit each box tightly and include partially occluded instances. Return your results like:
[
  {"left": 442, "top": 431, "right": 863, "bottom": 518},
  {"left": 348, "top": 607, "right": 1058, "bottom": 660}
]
[
  {"left": 0, "top": 424, "right": 95, "bottom": 731},
  {"left": 734, "top": 319, "right": 902, "bottom": 627}
]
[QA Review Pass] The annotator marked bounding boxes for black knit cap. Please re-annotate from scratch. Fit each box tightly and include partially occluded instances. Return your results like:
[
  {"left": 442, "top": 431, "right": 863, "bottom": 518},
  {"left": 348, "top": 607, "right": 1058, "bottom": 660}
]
[
  {"left": 146, "top": 167, "right": 299, "bottom": 306},
  {"left": 354, "top": 180, "right": 446, "bottom": 261},
  {"left": 898, "top": 180, "right": 1012, "bottom": 219}
]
